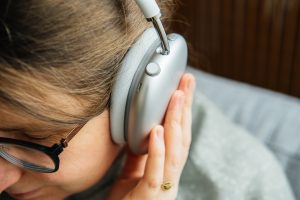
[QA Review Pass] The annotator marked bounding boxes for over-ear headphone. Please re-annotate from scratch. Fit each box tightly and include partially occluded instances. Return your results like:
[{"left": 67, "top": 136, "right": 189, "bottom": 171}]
[{"left": 110, "top": 0, "right": 188, "bottom": 154}]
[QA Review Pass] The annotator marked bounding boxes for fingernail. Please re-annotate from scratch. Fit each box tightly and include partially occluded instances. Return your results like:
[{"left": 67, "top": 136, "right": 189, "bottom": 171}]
[
  {"left": 188, "top": 77, "right": 195, "bottom": 91},
  {"left": 156, "top": 126, "right": 164, "bottom": 141},
  {"left": 176, "top": 92, "right": 184, "bottom": 107}
]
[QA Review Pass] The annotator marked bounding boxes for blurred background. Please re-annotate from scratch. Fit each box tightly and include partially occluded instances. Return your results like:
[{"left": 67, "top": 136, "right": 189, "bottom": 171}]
[
  {"left": 171, "top": 0, "right": 300, "bottom": 98},
  {"left": 170, "top": 1, "right": 300, "bottom": 197}
]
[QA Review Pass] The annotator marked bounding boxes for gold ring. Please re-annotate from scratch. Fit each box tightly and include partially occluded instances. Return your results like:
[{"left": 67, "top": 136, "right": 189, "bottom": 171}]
[{"left": 161, "top": 181, "right": 173, "bottom": 191}]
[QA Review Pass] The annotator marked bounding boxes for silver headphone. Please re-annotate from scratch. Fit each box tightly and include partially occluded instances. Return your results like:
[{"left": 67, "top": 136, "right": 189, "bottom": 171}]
[{"left": 110, "top": 0, "right": 188, "bottom": 154}]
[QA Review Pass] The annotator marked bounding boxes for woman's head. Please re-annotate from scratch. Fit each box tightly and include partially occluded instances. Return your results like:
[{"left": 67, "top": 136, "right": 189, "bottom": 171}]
[
  {"left": 0, "top": 0, "right": 175, "bottom": 199},
  {"left": 0, "top": 0, "right": 151, "bottom": 125}
]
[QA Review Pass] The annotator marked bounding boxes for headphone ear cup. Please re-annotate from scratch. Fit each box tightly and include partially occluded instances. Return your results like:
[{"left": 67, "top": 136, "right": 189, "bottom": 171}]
[
  {"left": 110, "top": 28, "right": 159, "bottom": 145},
  {"left": 126, "top": 33, "right": 187, "bottom": 154},
  {"left": 111, "top": 29, "right": 188, "bottom": 155}
]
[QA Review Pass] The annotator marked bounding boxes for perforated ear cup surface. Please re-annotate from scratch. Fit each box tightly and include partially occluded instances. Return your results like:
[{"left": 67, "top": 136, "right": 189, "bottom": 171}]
[{"left": 110, "top": 28, "right": 159, "bottom": 144}]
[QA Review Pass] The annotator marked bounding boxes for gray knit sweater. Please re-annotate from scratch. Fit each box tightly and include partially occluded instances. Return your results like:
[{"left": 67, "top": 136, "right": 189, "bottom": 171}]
[{"left": 177, "top": 93, "right": 295, "bottom": 200}]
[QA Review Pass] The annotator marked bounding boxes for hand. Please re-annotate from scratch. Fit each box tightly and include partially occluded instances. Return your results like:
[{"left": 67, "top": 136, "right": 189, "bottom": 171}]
[{"left": 106, "top": 73, "right": 196, "bottom": 200}]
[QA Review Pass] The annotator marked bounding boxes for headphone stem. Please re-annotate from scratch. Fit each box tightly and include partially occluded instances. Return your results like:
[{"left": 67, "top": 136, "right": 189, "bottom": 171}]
[{"left": 147, "top": 15, "right": 170, "bottom": 55}]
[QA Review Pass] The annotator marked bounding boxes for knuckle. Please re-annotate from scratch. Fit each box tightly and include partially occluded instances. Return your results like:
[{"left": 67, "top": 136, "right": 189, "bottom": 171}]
[
  {"left": 169, "top": 120, "right": 181, "bottom": 131},
  {"left": 147, "top": 178, "right": 160, "bottom": 189},
  {"left": 169, "top": 155, "right": 181, "bottom": 169}
]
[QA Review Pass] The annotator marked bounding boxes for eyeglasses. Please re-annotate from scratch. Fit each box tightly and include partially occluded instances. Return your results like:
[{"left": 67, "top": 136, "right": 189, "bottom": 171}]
[{"left": 0, "top": 124, "right": 85, "bottom": 173}]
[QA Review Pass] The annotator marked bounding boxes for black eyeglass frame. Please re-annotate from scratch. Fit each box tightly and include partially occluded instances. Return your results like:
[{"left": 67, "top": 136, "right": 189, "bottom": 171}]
[{"left": 0, "top": 124, "right": 85, "bottom": 173}]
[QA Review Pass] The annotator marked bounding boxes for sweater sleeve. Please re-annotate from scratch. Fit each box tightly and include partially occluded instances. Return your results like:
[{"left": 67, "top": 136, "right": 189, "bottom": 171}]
[{"left": 177, "top": 93, "right": 295, "bottom": 200}]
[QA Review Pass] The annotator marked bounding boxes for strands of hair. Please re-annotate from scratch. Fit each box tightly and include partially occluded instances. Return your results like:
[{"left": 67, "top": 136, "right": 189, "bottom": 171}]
[{"left": 0, "top": 0, "right": 176, "bottom": 126}]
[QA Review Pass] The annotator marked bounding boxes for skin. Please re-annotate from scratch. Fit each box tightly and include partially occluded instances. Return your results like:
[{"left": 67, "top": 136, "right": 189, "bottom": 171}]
[
  {"left": 0, "top": 108, "right": 122, "bottom": 200},
  {"left": 0, "top": 73, "right": 195, "bottom": 200}
]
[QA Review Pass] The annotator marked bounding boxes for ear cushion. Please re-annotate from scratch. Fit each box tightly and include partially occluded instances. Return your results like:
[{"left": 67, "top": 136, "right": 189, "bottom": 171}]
[{"left": 110, "top": 28, "right": 159, "bottom": 144}]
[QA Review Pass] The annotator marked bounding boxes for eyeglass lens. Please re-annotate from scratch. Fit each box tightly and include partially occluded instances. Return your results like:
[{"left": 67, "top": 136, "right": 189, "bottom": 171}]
[{"left": 0, "top": 143, "right": 55, "bottom": 173}]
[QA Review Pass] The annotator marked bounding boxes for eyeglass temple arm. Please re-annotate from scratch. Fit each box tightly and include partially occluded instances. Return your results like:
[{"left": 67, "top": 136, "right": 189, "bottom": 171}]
[{"left": 60, "top": 124, "right": 85, "bottom": 148}]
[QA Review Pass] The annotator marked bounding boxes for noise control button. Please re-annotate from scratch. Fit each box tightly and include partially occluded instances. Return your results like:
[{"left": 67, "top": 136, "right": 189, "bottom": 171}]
[
  {"left": 145, "top": 62, "right": 161, "bottom": 76},
  {"left": 168, "top": 34, "right": 178, "bottom": 41}
]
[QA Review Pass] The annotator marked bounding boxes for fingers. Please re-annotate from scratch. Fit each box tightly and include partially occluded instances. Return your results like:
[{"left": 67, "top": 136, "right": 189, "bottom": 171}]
[
  {"left": 120, "top": 148, "right": 148, "bottom": 179},
  {"left": 107, "top": 130, "right": 165, "bottom": 200},
  {"left": 178, "top": 74, "right": 196, "bottom": 153},
  {"left": 163, "top": 90, "right": 185, "bottom": 183},
  {"left": 123, "top": 73, "right": 196, "bottom": 200},
  {"left": 127, "top": 126, "right": 165, "bottom": 199},
  {"left": 163, "top": 74, "right": 195, "bottom": 181},
  {"left": 178, "top": 73, "right": 195, "bottom": 108}
]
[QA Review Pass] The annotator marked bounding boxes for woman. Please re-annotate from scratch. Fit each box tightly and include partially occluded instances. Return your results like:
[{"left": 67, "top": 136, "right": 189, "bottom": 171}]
[{"left": 0, "top": 0, "right": 295, "bottom": 200}]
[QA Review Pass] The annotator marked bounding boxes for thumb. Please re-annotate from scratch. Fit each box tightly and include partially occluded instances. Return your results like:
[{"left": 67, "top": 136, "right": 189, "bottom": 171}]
[{"left": 119, "top": 146, "right": 148, "bottom": 179}]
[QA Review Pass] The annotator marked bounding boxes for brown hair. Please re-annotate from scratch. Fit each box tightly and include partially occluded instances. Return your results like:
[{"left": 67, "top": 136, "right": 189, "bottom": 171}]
[{"left": 0, "top": 0, "right": 176, "bottom": 127}]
